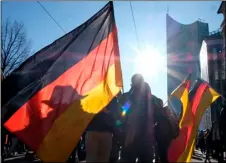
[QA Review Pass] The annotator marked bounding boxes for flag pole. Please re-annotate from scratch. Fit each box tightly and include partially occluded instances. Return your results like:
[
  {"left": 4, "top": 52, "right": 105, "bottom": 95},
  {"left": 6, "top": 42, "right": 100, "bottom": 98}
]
[
  {"left": 163, "top": 73, "right": 191, "bottom": 107},
  {"left": 163, "top": 96, "right": 172, "bottom": 107}
]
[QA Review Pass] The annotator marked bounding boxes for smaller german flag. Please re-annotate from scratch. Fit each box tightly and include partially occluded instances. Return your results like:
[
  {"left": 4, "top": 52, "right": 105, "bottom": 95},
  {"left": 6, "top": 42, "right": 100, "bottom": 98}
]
[
  {"left": 170, "top": 74, "right": 191, "bottom": 128},
  {"left": 168, "top": 78, "right": 220, "bottom": 163}
]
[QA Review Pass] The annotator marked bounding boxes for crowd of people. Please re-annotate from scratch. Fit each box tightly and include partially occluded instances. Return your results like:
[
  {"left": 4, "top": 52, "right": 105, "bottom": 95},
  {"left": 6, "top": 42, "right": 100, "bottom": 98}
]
[
  {"left": 71, "top": 74, "right": 180, "bottom": 163},
  {"left": 1, "top": 74, "right": 226, "bottom": 163},
  {"left": 196, "top": 125, "right": 226, "bottom": 163}
]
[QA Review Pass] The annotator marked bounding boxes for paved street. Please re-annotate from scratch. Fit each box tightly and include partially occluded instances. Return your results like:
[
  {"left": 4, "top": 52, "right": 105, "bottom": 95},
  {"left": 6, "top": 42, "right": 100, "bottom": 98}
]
[
  {"left": 191, "top": 149, "right": 217, "bottom": 162},
  {"left": 4, "top": 154, "right": 25, "bottom": 162},
  {"left": 2, "top": 150, "right": 219, "bottom": 163},
  {"left": 3, "top": 153, "right": 40, "bottom": 163}
]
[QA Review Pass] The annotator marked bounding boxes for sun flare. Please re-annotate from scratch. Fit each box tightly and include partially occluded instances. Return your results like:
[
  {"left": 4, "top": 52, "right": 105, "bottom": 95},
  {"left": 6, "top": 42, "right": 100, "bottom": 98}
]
[{"left": 132, "top": 45, "right": 166, "bottom": 80}]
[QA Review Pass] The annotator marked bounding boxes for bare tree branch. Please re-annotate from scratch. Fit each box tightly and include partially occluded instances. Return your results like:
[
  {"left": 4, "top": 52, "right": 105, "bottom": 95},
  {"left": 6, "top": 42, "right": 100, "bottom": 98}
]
[
  {"left": 1, "top": 19, "right": 32, "bottom": 77},
  {"left": 1, "top": 18, "right": 9, "bottom": 53}
]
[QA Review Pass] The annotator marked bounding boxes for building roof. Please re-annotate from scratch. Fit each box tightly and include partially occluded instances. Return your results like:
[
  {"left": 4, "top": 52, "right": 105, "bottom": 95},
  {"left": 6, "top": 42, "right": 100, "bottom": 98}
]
[
  {"left": 166, "top": 14, "right": 207, "bottom": 26},
  {"left": 166, "top": 14, "right": 209, "bottom": 41},
  {"left": 217, "top": 1, "right": 225, "bottom": 14},
  {"left": 204, "top": 35, "right": 223, "bottom": 46},
  {"left": 206, "top": 30, "right": 223, "bottom": 40}
]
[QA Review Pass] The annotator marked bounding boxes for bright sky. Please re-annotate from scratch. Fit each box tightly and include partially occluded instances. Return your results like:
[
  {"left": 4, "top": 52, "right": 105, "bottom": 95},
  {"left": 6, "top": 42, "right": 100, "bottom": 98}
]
[{"left": 2, "top": 1, "right": 223, "bottom": 102}]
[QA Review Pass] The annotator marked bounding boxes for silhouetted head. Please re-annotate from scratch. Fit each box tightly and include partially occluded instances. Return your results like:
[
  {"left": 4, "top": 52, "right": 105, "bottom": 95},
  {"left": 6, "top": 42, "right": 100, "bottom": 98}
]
[{"left": 131, "top": 74, "right": 144, "bottom": 89}]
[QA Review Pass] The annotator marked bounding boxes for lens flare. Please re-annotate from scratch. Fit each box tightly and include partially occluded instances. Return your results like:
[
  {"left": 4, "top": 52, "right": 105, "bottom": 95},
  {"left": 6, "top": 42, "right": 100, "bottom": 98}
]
[
  {"left": 121, "top": 101, "right": 131, "bottom": 116},
  {"left": 122, "top": 110, "right": 126, "bottom": 117}
]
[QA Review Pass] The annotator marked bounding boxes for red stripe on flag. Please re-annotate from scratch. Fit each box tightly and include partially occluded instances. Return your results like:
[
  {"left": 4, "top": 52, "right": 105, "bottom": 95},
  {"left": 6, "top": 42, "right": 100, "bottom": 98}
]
[
  {"left": 168, "top": 126, "right": 192, "bottom": 162},
  {"left": 191, "top": 83, "right": 208, "bottom": 114}
]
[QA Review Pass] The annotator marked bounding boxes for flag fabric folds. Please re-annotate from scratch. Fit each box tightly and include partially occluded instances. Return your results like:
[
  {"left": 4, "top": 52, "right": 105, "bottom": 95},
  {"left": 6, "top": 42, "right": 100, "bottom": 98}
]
[
  {"left": 170, "top": 74, "right": 191, "bottom": 128},
  {"left": 168, "top": 78, "right": 220, "bottom": 162},
  {"left": 2, "top": 2, "right": 123, "bottom": 162}
]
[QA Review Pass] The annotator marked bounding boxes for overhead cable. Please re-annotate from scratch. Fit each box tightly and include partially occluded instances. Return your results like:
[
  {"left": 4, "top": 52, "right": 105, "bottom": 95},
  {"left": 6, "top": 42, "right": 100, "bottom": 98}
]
[{"left": 37, "top": 1, "right": 66, "bottom": 34}]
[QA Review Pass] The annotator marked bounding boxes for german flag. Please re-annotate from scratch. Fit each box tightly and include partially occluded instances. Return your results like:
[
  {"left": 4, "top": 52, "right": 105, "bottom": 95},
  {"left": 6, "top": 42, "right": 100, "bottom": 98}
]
[
  {"left": 168, "top": 79, "right": 220, "bottom": 162},
  {"left": 168, "top": 74, "right": 191, "bottom": 162},
  {"left": 170, "top": 74, "right": 191, "bottom": 128},
  {"left": 2, "top": 2, "right": 123, "bottom": 162}
]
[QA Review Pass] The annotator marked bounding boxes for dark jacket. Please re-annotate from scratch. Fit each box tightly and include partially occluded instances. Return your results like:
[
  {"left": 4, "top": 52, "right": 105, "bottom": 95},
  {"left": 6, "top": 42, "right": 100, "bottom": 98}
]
[
  {"left": 154, "top": 98, "right": 179, "bottom": 146},
  {"left": 86, "top": 97, "right": 119, "bottom": 134},
  {"left": 123, "top": 82, "right": 154, "bottom": 147},
  {"left": 87, "top": 109, "right": 115, "bottom": 133}
]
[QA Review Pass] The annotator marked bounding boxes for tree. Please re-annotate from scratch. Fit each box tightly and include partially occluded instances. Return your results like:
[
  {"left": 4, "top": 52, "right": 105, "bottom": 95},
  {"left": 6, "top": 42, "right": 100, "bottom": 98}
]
[{"left": 1, "top": 19, "right": 31, "bottom": 77}]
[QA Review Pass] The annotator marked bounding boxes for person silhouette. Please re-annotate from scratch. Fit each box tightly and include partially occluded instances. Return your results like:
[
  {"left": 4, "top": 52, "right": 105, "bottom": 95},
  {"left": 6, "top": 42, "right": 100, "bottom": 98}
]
[{"left": 120, "top": 74, "right": 154, "bottom": 163}]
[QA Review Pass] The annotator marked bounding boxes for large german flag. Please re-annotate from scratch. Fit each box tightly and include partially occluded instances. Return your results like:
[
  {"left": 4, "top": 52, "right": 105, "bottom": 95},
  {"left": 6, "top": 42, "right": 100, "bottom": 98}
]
[
  {"left": 168, "top": 79, "right": 220, "bottom": 162},
  {"left": 2, "top": 2, "right": 123, "bottom": 162}
]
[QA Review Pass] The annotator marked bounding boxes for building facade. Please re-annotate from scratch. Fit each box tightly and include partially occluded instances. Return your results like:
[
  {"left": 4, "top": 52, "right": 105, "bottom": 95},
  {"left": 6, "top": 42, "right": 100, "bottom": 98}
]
[
  {"left": 199, "top": 32, "right": 224, "bottom": 130},
  {"left": 166, "top": 14, "right": 209, "bottom": 113},
  {"left": 217, "top": 1, "right": 226, "bottom": 107},
  {"left": 218, "top": 2, "right": 226, "bottom": 47}
]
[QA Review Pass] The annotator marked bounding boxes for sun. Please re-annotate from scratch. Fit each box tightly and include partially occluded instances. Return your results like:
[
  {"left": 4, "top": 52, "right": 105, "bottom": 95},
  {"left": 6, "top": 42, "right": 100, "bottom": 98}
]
[{"left": 132, "top": 45, "right": 166, "bottom": 80}]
